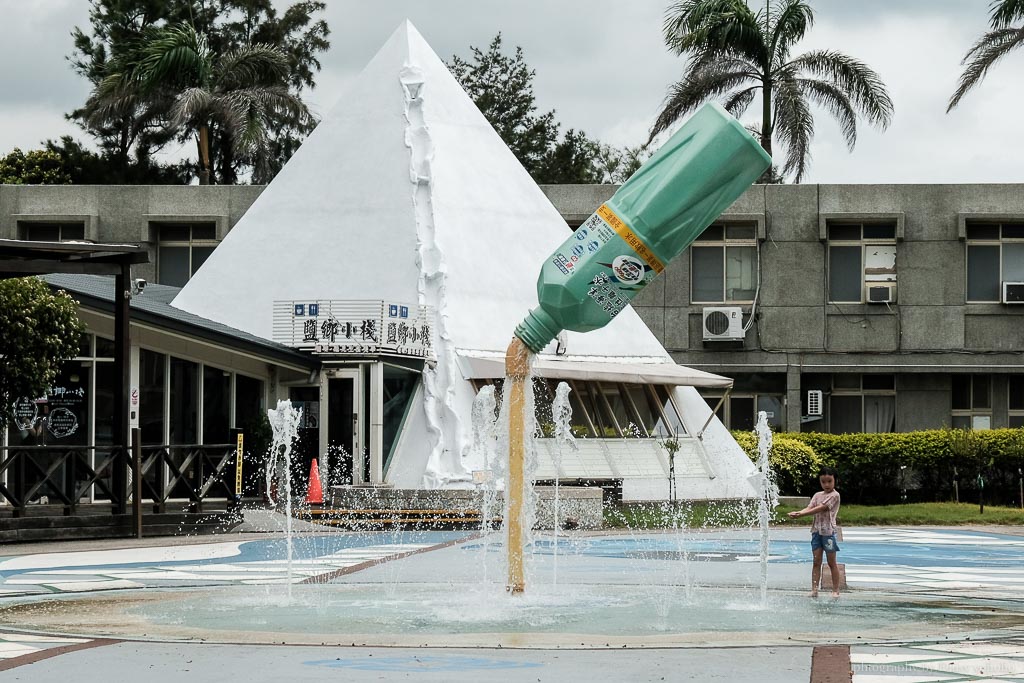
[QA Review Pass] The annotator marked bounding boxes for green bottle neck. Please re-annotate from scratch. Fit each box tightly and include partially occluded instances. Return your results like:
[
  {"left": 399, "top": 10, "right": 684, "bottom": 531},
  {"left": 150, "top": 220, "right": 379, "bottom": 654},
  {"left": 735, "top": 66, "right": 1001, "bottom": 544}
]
[{"left": 515, "top": 308, "right": 561, "bottom": 354}]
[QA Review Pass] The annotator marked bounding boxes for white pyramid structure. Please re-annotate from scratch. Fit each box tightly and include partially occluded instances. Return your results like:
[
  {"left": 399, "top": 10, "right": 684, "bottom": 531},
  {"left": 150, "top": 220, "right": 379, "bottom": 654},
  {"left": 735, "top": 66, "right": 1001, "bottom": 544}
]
[{"left": 172, "top": 21, "right": 758, "bottom": 499}]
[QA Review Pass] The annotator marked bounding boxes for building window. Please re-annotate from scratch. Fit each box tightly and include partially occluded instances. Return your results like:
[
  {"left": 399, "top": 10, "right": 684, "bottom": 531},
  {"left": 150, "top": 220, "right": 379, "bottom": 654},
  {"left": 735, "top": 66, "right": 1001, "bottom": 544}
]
[
  {"left": 1009, "top": 376, "right": 1024, "bottom": 428},
  {"left": 952, "top": 374, "right": 991, "bottom": 429},
  {"left": 155, "top": 222, "right": 218, "bottom": 287},
  {"left": 827, "top": 222, "right": 897, "bottom": 304},
  {"left": 829, "top": 374, "right": 896, "bottom": 434},
  {"left": 690, "top": 223, "right": 758, "bottom": 303},
  {"left": 20, "top": 222, "right": 85, "bottom": 242},
  {"left": 965, "top": 222, "right": 1024, "bottom": 303},
  {"left": 702, "top": 394, "right": 785, "bottom": 431}
]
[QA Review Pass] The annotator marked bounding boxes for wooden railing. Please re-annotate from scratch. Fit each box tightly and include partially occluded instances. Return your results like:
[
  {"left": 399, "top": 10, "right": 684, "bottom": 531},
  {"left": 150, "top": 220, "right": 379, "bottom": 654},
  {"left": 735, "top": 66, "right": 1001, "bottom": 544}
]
[{"left": 0, "top": 443, "right": 241, "bottom": 517}]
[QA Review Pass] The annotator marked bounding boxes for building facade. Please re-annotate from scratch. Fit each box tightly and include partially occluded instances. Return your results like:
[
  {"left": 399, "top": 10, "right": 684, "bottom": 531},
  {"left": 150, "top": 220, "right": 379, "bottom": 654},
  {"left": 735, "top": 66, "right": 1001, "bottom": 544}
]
[{"left": 3, "top": 181, "right": 1022, "bottom": 448}]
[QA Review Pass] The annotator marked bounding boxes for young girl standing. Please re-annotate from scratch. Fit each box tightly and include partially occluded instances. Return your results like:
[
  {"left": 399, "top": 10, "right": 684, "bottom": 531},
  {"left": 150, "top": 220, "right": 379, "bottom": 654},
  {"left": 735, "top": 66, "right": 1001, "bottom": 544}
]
[{"left": 788, "top": 467, "right": 842, "bottom": 598}]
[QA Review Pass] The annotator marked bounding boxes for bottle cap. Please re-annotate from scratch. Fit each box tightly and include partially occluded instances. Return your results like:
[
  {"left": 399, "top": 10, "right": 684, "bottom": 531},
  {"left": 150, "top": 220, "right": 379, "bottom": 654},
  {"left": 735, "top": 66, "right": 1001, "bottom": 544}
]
[{"left": 515, "top": 308, "right": 560, "bottom": 354}]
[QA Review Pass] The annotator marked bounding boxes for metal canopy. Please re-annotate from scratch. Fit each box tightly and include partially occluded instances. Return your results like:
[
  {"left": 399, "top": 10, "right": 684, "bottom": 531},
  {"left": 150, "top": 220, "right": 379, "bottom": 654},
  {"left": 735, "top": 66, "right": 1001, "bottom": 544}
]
[{"left": 0, "top": 239, "right": 149, "bottom": 279}]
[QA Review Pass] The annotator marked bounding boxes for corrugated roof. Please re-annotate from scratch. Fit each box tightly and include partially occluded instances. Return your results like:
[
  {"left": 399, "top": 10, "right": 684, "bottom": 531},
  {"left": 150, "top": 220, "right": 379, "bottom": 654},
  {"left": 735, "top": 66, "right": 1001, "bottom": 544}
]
[{"left": 41, "top": 273, "right": 315, "bottom": 370}]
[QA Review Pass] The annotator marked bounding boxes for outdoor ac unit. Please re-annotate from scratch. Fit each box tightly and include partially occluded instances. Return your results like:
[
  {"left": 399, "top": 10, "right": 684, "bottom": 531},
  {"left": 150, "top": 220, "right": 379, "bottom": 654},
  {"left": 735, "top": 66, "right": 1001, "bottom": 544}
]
[
  {"left": 702, "top": 306, "right": 744, "bottom": 341},
  {"left": 1003, "top": 282, "right": 1024, "bottom": 304},
  {"left": 867, "top": 284, "right": 896, "bottom": 304},
  {"left": 807, "top": 390, "right": 823, "bottom": 416}
]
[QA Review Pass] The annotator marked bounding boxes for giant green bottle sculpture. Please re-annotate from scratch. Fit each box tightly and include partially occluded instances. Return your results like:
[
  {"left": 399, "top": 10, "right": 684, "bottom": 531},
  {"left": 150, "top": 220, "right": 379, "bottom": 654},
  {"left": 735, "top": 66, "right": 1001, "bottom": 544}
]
[
  {"left": 505, "top": 102, "right": 772, "bottom": 594},
  {"left": 516, "top": 101, "right": 772, "bottom": 352}
]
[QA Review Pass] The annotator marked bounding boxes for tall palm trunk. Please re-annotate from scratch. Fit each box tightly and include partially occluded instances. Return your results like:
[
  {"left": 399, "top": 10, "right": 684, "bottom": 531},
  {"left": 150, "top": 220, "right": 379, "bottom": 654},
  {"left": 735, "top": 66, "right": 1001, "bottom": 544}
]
[
  {"left": 760, "top": 77, "right": 773, "bottom": 157},
  {"left": 197, "top": 124, "right": 212, "bottom": 185}
]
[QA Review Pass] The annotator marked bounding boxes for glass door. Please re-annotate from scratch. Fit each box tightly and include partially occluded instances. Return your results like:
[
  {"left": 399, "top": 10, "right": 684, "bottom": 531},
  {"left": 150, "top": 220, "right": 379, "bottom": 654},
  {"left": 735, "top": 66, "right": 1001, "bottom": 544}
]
[{"left": 326, "top": 370, "right": 360, "bottom": 485}]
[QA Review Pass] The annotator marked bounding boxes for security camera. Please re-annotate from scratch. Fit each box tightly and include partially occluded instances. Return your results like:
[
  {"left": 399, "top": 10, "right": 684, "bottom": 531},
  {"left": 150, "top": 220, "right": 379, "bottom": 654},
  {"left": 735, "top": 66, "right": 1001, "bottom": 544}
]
[{"left": 132, "top": 278, "right": 147, "bottom": 295}]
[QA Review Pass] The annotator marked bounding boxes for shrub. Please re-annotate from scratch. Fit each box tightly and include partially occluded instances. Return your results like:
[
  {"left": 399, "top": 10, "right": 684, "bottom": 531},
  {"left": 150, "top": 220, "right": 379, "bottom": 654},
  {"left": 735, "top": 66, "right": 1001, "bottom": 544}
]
[{"left": 733, "top": 431, "right": 822, "bottom": 496}]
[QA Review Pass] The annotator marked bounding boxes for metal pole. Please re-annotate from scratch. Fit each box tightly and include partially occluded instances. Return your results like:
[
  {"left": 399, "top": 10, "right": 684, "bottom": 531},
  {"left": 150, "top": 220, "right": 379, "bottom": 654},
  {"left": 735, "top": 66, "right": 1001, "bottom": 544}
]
[
  {"left": 132, "top": 427, "right": 142, "bottom": 538},
  {"left": 113, "top": 266, "right": 131, "bottom": 515}
]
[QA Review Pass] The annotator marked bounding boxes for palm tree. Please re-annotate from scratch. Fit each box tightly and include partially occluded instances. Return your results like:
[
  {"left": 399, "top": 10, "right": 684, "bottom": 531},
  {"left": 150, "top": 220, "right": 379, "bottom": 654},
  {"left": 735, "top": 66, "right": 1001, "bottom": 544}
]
[
  {"left": 948, "top": 0, "right": 1024, "bottom": 112},
  {"left": 86, "top": 23, "right": 311, "bottom": 184},
  {"left": 651, "top": 0, "right": 894, "bottom": 182}
]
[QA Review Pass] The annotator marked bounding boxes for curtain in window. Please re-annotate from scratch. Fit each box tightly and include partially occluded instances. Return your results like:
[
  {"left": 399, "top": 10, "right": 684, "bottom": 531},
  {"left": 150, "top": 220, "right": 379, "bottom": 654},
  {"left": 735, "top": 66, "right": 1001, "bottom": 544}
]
[{"left": 864, "top": 395, "right": 896, "bottom": 433}]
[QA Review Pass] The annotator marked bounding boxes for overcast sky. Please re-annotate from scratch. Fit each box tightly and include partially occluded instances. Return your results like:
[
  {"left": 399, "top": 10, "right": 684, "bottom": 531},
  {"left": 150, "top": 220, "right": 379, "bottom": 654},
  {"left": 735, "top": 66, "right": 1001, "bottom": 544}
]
[{"left": 0, "top": 0, "right": 1019, "bottom": 184}]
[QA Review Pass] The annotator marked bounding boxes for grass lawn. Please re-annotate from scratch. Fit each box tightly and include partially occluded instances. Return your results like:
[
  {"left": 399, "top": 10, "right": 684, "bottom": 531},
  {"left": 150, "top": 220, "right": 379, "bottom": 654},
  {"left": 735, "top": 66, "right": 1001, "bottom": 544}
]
[{"left": 604, "top": 501, "right": 1024, "bottom": 529}]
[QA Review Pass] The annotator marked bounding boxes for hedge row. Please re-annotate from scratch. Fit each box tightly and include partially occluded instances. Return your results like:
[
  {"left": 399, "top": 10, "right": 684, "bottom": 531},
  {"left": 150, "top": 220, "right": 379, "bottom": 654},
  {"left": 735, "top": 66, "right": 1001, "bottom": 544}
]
[{"left": 735, "top": 429, "right": 1024, "bottom": 505}]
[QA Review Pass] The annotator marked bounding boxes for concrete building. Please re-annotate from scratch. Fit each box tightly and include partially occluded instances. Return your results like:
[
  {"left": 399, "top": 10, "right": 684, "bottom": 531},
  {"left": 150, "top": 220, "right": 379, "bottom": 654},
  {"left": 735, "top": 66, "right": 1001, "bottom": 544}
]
[{"left": 4, "top": 181, "right": 1022, "bottom": 439}]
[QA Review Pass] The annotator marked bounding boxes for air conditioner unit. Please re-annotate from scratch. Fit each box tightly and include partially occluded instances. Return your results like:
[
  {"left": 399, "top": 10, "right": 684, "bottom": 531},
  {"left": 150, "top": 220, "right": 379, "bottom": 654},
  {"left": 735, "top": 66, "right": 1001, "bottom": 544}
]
[
  {"left": 1003, "top": 282, "right": 1024, "bottom": 304},
  {"left": 867, "top": 283, "right": 896, "bottom": 303},
  {"left": 807, "top": 390, "right": 823, "bottom": 416},
  {"left": 702, "top": 306, "right": 744, "bottom": 341}
]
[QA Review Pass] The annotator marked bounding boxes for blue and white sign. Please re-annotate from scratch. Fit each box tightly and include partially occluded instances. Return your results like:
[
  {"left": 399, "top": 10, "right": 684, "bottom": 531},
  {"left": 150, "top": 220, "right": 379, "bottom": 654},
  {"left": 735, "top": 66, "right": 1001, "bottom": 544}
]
[{"left": 274, "top": 300, "right": 434, "bottom": 358}]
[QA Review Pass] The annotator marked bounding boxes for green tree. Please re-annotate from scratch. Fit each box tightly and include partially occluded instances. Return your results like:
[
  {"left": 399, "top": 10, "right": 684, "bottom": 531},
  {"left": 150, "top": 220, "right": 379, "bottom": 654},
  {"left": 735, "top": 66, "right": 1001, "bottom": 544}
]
[
  {"left": 85, "top": 22, "right": 311, "bottom": 184},
  {"left": 448, "top": 34, "right": 560, "bottom": 181},
  {"left": 0, "top": 149, "right": 72, "bottom": 185},
  {"left": 0, "top": 278, "right": 84, "bottom": 419},
  {"left": 948, "top": 0, "right": 1024, "bottom": 111},
  {"left": 69, "top": 0, "right": 329, "bottom": 183},
  {"left": 449, "top": 34, "right": 638, "bottom": 184},
  {"left": 652, "top": 0, "right": 894, "bottom": 182},
  {"left": 42, "top": 136, "right": 188, "bottom": 184}
]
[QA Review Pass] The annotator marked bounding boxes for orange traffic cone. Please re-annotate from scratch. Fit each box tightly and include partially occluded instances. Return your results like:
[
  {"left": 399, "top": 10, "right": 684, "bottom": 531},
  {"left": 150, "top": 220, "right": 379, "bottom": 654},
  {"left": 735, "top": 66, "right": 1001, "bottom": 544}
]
[{"left": 306, "top": 458, "right": 324, "bottom": 505}]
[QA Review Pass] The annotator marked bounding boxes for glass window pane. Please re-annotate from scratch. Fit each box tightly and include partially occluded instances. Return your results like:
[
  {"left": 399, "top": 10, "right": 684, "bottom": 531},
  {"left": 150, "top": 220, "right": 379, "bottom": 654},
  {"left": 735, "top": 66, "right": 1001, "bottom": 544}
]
[
  {"left": 828, "top": 224, "right": 861, "bottom": 241},
  {"left": 1010, "top": 376, "right": 1024, "bottom": 411},
  {"left": 95, "top": 336, "right": 115, "bottom": 358},
  {"left": 967, "top": 245, "right": 1000, "bottom": 301},
  {"left": 61, "top": 223, "right": 85, "bottom": 240},
  {"left": 601, "top": 383, "right": 637, "bottom": 436},
  {"left": 652, "top": 385, "right": 686, "bottom": 436},
  {"left": 695, "top": 224, "right": 724, "bottom": 241},
  {"left": 78, "top": 333, "right": 92, "bottom": 358},
  {"left": 574, "top": 382, "right": 618, "bottom": 437},
  {"left": 756, "top": 395, "right": 784, "bottom": 430},
  {"left": 965, "top": 224, "right": 1000, "bottom": 240},
  {"left": 972, "top": 414, "right": 992, "bottom": 430},
  {"left": 624, "top": 384, "right": 657, "bottom": 435},
  {"left": 725, "top": 224, "right": 756, "bottom": 241},
  {"left": 691, "top": 246, "right": 724, "bottom": 302},
  {"left": 864, "top": 395, "right": 896, "bottom": 433},
  {"left": 730, "top": 396, "right": 755, "bottom": 431},
  {"left": 191, "top": 246, "right": 216, "bottom": 275},
  {"left": 725, "top": 246, "right": 757, "bottom": 301},
  {"left": 192, "top": 223, "right": 217, "bottom": 240},
  {"left": 94, "top": 361, "right": 115, "bottom": 446},
  {"left": 25, "top": 224, "right": 60, "bottom": 241},
  {"left": 829, "top": 245, "right": 862, "bottom": 302},
  {"left": 170, "top": 357, "right": 198, "bottom": 444},
  {"left": 1002, "top": 223, "right": 1024, "bottom": 239},
  {"left": 863, "top": 223, "right": 896, "bottom": 239},
  {"left": 564, "top": 383, "right": 594, "bottom": 438},
  {"left": 158, "top": 246, "right": 191, "bottom": 287},
  {"left": 383, "top": 366, "right": 418, "bottom": 468},
  {"left": 1009, "top": 415, "right": 1024, "bottom": 428},
  {"left": 862, "top": 374, "right": 895, "bottom": 391},
  {"left": 951, "top": 415, "right": 971, "bottom": 429},
  {"left": 202, "top": 366, "right": 231, "bottom": 444},
  {"left": 833, "top": 374, "right": 860, "bottom": 390},
  {"left": 1002, "top": 243, "right": 1024, "bottom": 282},
  {"left": 972, "top": 374, "right": 991, "bottom": 410},
  {"left": 829, "top": 395, "right": 863, "bottom": 434},
  {"left": 159, "top": 225, "right": 190, "bottom": 241},
  {"left": 951, "top": 375, "right": 971, "bottom": 411},
  {"left": 140, "top": 350, "right": 166, "bottom": 445}
]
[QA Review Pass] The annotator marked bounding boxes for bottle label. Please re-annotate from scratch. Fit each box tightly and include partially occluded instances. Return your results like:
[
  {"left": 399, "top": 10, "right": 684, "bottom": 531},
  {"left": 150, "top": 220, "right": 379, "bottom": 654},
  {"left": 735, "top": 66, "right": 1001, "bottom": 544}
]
[{"left": 546, "top": 204, "right": 660, "bottom": 320}]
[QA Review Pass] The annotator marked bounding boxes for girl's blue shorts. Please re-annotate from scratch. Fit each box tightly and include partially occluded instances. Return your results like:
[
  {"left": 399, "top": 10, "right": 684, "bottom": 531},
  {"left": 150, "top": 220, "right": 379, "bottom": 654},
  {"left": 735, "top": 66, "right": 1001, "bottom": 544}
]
[{"left": 811, "top": 532, "right": 840, "bottom": 553}]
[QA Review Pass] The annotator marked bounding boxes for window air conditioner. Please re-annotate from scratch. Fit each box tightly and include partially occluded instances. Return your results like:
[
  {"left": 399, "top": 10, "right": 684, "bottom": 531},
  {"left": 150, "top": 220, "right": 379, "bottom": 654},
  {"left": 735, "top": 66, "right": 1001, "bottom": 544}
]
[
  {"left": 1003, "top": 282, "right": 1024, "bottom": 304},
  {"left": 702, "top": 306, "right": 745, "bottom": 341},
  {"left": 807, "top": 390, "right": 823, "bottom": 416},
  {"left": 867, "top": 284, "right": 896, "bottom": 303}
]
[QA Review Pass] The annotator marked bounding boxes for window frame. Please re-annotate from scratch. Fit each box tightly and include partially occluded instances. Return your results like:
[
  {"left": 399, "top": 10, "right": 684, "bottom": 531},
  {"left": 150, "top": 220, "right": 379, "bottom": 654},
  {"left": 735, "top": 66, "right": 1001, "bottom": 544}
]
[
  {"left": 951, "top": 374, "right": 993, "bottom": 430},
  {"left": 154, "top": 222, "right": 219, "bottom": 286},
  {"left": 964, "top": 221, "right": 1024, "bottom": 304},
  {"left": 826, "top": 222, "right": 898, "bottom": 304},
  {"left": 689, "top": 222, "right": 759, "bottom": 304},
  {"left": 1009, "top": 375, "right": 1024, "bottom": 428},
  {"left": 20, "top": 221, "right": 87, "bottom": 242},
  {"left": 828, "top": 374, "right": 897, "bottom": 433}
]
